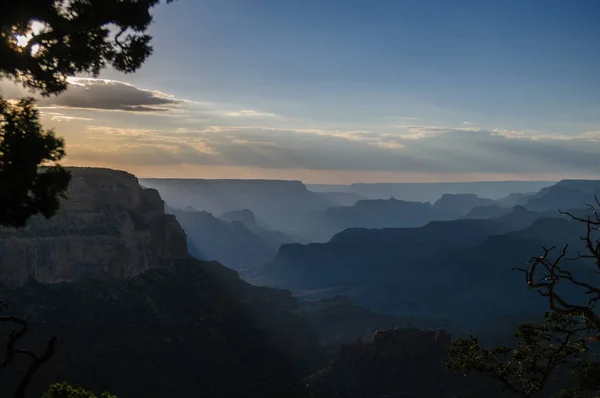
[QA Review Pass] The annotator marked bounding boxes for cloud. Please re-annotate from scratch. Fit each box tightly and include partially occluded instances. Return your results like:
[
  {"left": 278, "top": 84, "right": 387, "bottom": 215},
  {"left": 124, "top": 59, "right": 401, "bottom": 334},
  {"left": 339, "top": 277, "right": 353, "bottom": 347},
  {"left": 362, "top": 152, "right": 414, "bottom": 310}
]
[
  {"left": 391, "top": 123, "right": 600, "bottom": 144},
  {"left": 224, "top": 109, "right": 279, "bottom": 118},
  {"left": 197, "top": 125, "right": 396, "bottom": 147},
  {"left": 1, "top": 78, "right": 188, "bottom": 113},
  {"left": 42, "top": 112, "right": 94, "bottom": 122},
  {"left": 232, "top": 139, "right": 279, "bottom": 147},
  {"left": 85, "top": 126, "right": 157, "bottom": 136},
  {"left": 35, "top": 78, "right": 186, "bottom": 112},
  {"left": 63, "top": 123, "right": 598, "bottom": 177},
  {"left": 81, "top": 126, "right": 217, "bottom": 158},
  {"left": 2, "top": 79, "right": 288, "bottom": 129},
  {"left": 369, "top": 140, "right": 405, "bottom": 150},
  {"left": 6, "top": 74, "right": 591, "bottom": 178},
  {"left": 492, "top": 128, "right": 600, "bottom": 142},
  {"left": 393, "top": 123, "right": 482, "bottom": 140}
]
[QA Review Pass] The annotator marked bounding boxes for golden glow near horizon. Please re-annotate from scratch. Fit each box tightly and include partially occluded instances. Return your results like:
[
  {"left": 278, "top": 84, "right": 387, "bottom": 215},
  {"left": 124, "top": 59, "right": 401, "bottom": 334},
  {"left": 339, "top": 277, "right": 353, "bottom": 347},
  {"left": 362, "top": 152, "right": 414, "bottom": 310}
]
[{"left": 60, "top": 158, "right": 584, "bottom": 184}]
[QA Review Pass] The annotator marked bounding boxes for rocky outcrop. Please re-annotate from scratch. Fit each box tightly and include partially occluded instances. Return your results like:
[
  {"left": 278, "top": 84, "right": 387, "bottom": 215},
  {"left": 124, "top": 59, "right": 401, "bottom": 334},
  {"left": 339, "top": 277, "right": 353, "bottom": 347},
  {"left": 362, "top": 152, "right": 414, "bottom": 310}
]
[
  {"left": 219, "top": 209, "right": 258, "bottom": 227},
  {"left": 0, "top": 167, "right": 188, "bottom": 287},
  {"left": 167, "top": 207, "right": 278, "bottom": 270},
  {"left": 432, "top": 193, "right": 495, "bottom": 220},
  {"left": 305, "top": 327, "right": 464, "bottom": 397},
  {"left": 520, "top": 179, "right": 600, "bottom": 211},
  {"left": 300, "top": 295, "right": 442, "bottom": 357}
]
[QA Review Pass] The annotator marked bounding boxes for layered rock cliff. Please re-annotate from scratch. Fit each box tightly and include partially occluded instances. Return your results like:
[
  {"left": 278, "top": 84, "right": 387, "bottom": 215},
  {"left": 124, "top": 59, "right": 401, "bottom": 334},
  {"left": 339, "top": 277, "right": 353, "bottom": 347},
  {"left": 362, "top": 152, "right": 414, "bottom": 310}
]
[{"left": 0, "top": 167, "right": 188, "bottom": 286}]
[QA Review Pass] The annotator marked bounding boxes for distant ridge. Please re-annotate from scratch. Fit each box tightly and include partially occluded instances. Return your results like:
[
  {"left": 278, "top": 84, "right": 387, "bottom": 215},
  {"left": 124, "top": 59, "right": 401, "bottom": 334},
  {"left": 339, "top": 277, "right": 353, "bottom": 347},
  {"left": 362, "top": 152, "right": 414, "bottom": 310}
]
[{"left": 347, "top": 180, "right": 556, "bottom": 201}]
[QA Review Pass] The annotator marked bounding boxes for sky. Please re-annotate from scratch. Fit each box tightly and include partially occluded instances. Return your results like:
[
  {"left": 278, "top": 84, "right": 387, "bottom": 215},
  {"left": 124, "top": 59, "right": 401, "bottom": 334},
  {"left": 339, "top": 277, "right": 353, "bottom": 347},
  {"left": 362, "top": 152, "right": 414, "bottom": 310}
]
[{"left": 4, "top": 0, "right": 600, "bottom": 183}]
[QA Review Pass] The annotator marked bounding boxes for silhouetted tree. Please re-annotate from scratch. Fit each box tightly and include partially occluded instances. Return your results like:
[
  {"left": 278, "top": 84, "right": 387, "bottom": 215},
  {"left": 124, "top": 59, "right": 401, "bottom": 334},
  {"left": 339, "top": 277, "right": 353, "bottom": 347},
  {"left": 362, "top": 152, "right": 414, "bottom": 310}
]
[
  {"left": 1, "top": 1, "right": 173, "bottom": 396},
  {"left": 0, "top": 98, "right": 70, "bottom": 227},
  {"left": 0, "top": 301, "right": 56, "bottom": 398},
  {"left": 513, "top": 203, "right": 600, "bottom": 343},
  {"left": 444, "top": 312, "right": 589, "bottom": 397},
  {"left": 1, "top": 0, "right": 173, "bottom": 227},
  {"left": 446, "top": 202, "right": 600, "bottom": 397}
]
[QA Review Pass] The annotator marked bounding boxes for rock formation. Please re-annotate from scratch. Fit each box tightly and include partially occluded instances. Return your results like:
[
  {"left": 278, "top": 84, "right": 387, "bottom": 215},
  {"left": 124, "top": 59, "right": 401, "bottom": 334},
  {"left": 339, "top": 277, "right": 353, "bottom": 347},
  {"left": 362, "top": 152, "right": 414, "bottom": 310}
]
[
  {"left": 167, "top": 207, "right": 278, "bottom": 270},
  {"left": 305, "top": 327, "right": 465, "bottom": 397},
  {"left": 301, "top": 295, "right": 442, "bottom": 357},
  {"left": 0, "top": 167, "right": 188, "bottom": 286},
  {"left": 432, "top": 193, "right": 495, "bottom": 220},
  {"left": 304, "top": 326, "right": 509, "bottom": 398},
  {"left": 139, "top": 178, "right": 331, "bottom": 236}
]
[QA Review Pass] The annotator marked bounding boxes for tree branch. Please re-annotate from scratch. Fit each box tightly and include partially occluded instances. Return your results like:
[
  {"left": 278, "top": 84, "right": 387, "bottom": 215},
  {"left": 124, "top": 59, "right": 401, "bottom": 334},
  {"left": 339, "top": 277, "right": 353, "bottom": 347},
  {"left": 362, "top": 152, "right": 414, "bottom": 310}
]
[
  {"left": 513, "top": 204, "right": 600, "bottom": 340},
  {"left": 14, "top": 336, "right": 56, "bottom": 398},
  {"left": 0, "top": 312, "right": 57, "bottom": 397}
]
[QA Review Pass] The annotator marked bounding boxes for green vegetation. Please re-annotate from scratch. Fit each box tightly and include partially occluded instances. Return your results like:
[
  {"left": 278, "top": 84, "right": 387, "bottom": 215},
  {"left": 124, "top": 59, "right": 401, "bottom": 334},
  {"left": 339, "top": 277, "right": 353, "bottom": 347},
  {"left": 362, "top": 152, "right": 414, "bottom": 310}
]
[
  {"left": 445, "top": 207, "right": 600, "bottom": 397},
  {"left": 445, "top": 312, "right": 589, "bottom": 396},
  {"left": 43, "top": 383, "right": 116, "bottom": 398}
]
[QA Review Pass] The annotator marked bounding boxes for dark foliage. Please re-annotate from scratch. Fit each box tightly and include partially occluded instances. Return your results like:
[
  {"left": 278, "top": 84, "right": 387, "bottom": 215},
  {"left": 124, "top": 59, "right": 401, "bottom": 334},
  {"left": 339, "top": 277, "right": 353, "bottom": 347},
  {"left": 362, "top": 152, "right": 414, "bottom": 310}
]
[
  {"left": 1, "top": 0, "right": 173, "bottom": 95},
  {"left": 43, "top": 382, "right": 116, "bottom": 398},
  {"left": 446, "top": 201, "right": 600, "bottom": 397},
  {"left": 445, "top": 312, "right": 589, "bottom": 397},
  {"left": 0, "top": 0, "right": 173, "bottom": 228},
  {"left": 0, "top": 98, "right": 70, "bottom": 227}
]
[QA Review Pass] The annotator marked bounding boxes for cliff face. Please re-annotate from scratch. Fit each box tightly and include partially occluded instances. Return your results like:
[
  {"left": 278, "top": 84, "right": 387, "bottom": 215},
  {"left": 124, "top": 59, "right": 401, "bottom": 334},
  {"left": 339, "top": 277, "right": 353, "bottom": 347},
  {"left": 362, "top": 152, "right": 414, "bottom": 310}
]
[
  {"left": 167, "top": 207, "right": 278, "bottom": 270},
  {"left": 432, "top": 193, "right": 495, "bottom": 220},
  {"left": 0, "top": 167, "right": 187, "bottom": 286},
  {"left": 520, "top": 180, "right": 600, "bottom": 211},
  {"left": 305, "top": 328, "right": 461, "bottom": 397}
]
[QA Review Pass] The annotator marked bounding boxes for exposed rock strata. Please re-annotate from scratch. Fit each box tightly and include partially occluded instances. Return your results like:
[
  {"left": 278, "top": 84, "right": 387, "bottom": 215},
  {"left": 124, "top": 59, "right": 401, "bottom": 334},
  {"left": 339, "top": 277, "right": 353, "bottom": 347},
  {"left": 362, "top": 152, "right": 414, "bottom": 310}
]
[{"left": 0, "top": 167, "right": 187, "bottom": 286}]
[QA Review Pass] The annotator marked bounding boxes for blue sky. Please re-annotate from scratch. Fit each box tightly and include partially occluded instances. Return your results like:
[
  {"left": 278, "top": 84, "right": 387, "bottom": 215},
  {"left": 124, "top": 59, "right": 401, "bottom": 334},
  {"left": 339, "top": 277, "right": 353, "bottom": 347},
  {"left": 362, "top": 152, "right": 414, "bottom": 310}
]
[
  {"left": 5, "top": 0, "right": 600, "bottom": 183},
  {"left": 114, "top": 0, "right": 600, "bottom": 130}
]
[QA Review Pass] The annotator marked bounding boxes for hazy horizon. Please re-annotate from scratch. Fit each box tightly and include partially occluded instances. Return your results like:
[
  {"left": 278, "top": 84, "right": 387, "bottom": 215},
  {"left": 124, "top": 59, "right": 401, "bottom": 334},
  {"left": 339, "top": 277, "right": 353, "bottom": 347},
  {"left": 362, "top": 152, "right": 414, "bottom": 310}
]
[{"left": 135, "top": 168, "right": 569, "bottom": 185}]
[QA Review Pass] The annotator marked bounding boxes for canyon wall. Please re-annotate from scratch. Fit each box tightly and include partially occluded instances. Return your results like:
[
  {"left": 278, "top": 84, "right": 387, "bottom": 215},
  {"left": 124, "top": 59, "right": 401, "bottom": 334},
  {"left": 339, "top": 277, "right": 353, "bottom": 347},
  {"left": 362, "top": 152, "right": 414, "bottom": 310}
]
[{"left": 0, "top": 167, "right": 188, "bottom": 286}]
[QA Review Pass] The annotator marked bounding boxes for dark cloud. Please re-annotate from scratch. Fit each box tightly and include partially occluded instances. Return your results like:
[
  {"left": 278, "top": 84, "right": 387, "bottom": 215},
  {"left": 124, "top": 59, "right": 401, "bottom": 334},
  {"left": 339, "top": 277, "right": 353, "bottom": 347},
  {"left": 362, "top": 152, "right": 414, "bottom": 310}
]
[{"left": 38, "top": 78, "right": 183, "bottom": 112}]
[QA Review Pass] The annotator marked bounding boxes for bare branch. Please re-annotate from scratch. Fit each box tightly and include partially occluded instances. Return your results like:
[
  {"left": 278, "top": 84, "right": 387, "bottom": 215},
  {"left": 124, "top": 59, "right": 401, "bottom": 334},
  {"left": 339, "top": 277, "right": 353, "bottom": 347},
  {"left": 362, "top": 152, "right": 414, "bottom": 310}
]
[
  {"left": 0, "top": 312, "right": 57, "bottom": 397},
  {"left": 516, "top": 205, "right": 600, "bottom": 335},
  {"left": 14, "top": 336, "right": 56, "bottom": 398}
]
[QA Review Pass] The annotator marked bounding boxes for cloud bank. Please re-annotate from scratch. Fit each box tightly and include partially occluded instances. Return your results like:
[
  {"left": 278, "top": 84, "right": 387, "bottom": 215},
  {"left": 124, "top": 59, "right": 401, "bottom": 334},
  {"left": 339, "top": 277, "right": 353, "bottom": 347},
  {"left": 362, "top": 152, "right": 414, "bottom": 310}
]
[{"left": 2, "top": 77, "right": 597, "bottom": 180}]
